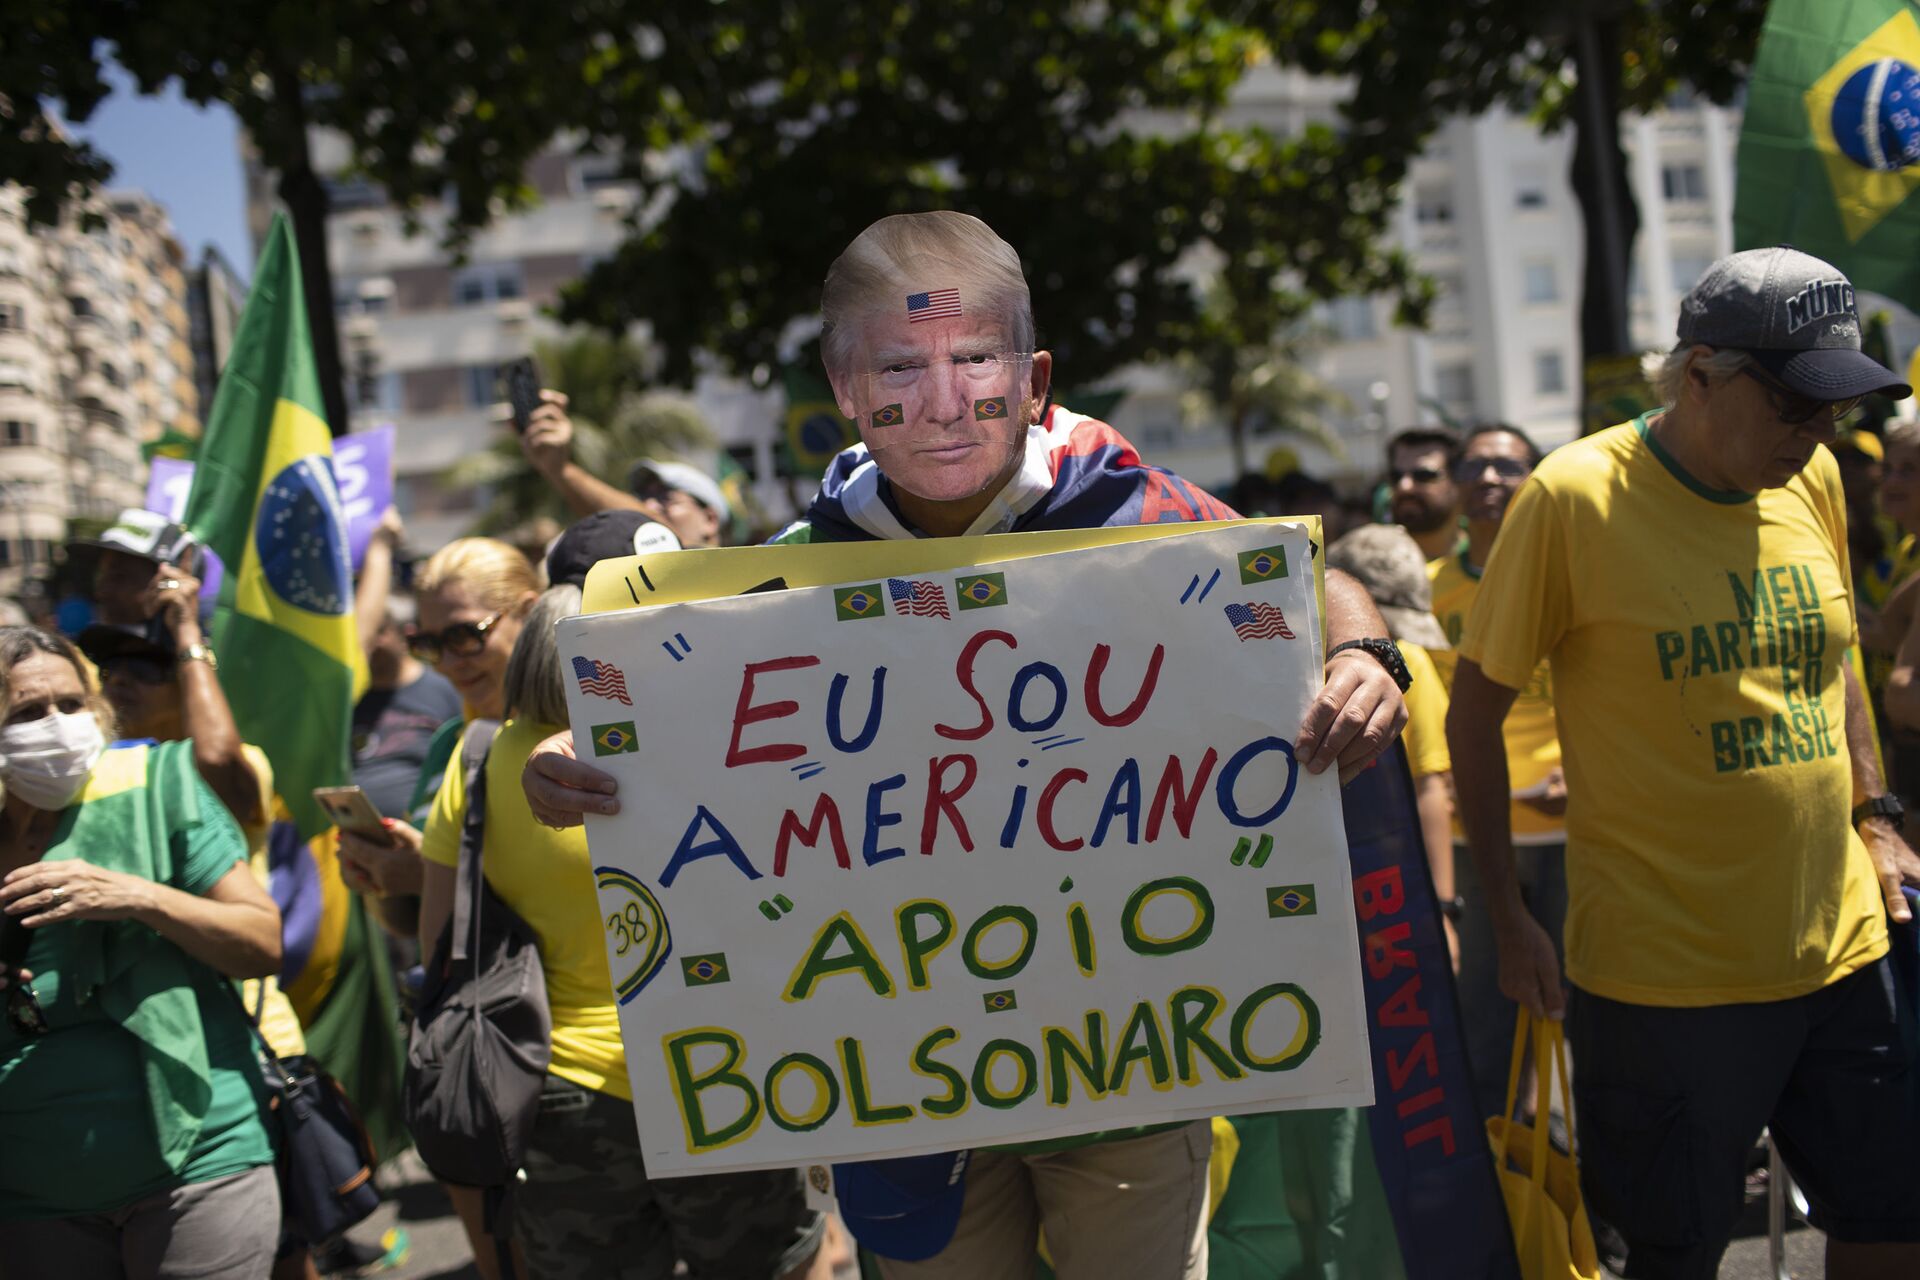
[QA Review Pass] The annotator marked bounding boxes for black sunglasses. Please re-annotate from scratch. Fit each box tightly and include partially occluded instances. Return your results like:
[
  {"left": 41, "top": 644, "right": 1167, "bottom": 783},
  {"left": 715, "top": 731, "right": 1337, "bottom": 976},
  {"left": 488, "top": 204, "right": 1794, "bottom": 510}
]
[
  {"left": 1454, "top": 456, "right": 1530, "bottom": 483},
  {"left": 6, "top": 973, "right": 47, "bottom": 1039},
  {"left": 1740, "top": 367, "right": 1862, "bottom": 426},
  {"left": 1390, "top": 466, "right": 1447, "bottom": 486},
  {"left": 407, "top": 610, "right": 507, "bottom": 664}
]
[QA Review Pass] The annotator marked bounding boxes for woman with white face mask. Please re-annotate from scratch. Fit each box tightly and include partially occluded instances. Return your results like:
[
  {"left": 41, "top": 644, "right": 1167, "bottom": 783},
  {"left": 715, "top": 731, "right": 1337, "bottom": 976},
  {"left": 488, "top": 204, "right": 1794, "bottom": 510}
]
[{"left": 0, "top": 626, "right": 286, "bottom": 1278}]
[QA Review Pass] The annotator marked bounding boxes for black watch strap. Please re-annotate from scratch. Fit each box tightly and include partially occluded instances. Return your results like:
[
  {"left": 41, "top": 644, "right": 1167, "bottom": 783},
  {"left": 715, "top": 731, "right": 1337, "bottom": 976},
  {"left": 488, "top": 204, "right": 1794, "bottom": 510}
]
[
  {"left": 1328, "top": 637, "right": 1413, "bottom": 693},
  {"left": 1853, "top": 794, "right": 1906, "bottom": 827}
]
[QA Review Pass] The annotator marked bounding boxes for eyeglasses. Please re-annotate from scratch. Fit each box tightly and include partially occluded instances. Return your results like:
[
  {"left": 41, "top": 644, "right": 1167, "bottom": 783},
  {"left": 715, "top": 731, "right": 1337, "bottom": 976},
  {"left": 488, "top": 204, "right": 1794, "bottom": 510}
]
[
  {"left": 407, "top": 610, "right": 507, "bottom": 664},
  {"left": 6, "top": 973, "right": 47, "bottom": 1039},
  {"left": 1453, "top": 456, "right": 1531, "bottom": 483},
  {"left": 1390, "top": 466, "right": 1447, "bottom": 486},
  {"left": 1740, "top": 367, "right": 1862, "bottom": 426}
]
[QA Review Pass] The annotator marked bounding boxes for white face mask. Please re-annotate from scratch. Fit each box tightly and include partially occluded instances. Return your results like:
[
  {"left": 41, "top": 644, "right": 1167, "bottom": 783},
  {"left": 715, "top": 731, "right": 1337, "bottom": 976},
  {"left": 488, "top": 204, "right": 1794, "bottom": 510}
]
[{"left": 0, "top": 711, "right": 107, "bottom": 811}]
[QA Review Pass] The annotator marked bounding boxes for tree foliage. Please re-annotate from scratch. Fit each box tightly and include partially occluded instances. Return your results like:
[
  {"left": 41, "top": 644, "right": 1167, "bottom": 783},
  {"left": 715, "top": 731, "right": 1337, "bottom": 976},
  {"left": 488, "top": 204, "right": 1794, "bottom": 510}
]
[{"left": 558, "top": 0, "right": 1430, "bottom": 387}]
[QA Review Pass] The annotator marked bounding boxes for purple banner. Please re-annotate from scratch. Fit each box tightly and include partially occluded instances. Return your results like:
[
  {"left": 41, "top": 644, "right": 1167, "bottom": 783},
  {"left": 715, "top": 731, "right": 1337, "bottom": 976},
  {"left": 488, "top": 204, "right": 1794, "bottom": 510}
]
[
  {"left": 144, "top": 457, "right": 223, "bottom": 606},
  {"left": 331, "top": 424, "right": 394, "bottom": 571}
]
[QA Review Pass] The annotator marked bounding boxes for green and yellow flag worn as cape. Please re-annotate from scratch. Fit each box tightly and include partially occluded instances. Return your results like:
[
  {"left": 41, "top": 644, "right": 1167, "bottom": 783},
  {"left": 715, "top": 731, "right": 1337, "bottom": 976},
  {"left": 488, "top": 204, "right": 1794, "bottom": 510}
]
[{"left": 183, "top": 213, "right": 367, "bottom": 838}]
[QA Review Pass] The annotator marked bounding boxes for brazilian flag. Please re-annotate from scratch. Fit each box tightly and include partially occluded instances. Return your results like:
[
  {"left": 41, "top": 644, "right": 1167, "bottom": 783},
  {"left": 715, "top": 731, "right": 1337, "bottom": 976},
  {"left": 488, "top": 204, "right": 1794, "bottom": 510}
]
[
  {"left": 183, "top": 214, "right": 368, "bottom": 838},
  {"left": 1736, "top": 0, "right": 1920, "bottom": 302},
  {"left": 780, "top": 365, "right": 858, "bottom": 479}
]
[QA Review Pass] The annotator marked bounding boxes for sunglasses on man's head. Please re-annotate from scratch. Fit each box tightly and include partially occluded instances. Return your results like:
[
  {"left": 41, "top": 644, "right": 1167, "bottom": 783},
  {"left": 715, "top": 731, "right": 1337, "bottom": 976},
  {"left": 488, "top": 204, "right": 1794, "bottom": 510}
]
[
  {"left": 1390, "top": 466, "right": 1447, "bottom": 486},
  {"left": 1454, "top": 456, "right": 1530, "bottom": 483},
  {"left": 407, "top": 610, "right": 507, "bottom": 664},
  {"left": 1740, "top": 367, "right": 1862, "bottom": 426}
]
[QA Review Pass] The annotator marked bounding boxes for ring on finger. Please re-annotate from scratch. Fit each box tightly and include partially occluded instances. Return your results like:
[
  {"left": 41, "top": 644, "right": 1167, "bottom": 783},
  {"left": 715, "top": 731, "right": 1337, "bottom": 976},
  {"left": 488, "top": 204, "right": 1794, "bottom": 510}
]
[
  {"left": 49, "top": 885, "right": 66, "bottom": 906},
  {"left": 157, "top": 578, "right": 182, "bottom": 590}
]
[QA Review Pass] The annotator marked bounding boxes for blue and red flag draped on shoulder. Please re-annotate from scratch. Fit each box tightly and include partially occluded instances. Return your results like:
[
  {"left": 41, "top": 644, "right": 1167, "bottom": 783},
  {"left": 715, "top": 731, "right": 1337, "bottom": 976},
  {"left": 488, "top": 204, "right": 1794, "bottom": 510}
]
[
  {"left": 792, "top": 406, "right": 1238, "bottom": 541},
  {"left": 807, "top": 411, "right": 1516, "bottom": 1277}
]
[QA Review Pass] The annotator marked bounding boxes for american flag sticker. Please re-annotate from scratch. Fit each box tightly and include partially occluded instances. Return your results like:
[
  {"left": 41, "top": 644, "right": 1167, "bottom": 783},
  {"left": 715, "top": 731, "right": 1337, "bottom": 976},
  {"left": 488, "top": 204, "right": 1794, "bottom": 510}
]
[
  {"left": 906, "top": 288, "right": 963, "bottom": 323},
  {"left": 572, "top": 655, "right": 632, "bottom": 704},
  {"left": 888, "top": 577, "right": 951, "bottom": 619},
  {"left": 1224, "top": 602, "right": 1296, "bottom": 641}
]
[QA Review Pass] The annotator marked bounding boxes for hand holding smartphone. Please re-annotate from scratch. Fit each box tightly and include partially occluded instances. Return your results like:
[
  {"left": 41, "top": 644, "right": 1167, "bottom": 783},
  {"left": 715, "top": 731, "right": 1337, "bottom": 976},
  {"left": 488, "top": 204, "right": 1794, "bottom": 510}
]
[
  {"left": 313, "top": 785, "right": 389, "bottom": 840},
  {"left": 505, "top": 357, "right": 542, "bottom": 434}
]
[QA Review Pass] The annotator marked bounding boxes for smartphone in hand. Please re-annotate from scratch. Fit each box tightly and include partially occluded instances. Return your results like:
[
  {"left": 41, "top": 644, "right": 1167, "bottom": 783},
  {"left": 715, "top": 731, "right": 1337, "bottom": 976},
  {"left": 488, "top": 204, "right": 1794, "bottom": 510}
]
[
  {"left": 504, "top": 357, "right": 542, "bottom": 434},
  {"left": 313, "top": 785, "right": 389, "bottom": 840}
]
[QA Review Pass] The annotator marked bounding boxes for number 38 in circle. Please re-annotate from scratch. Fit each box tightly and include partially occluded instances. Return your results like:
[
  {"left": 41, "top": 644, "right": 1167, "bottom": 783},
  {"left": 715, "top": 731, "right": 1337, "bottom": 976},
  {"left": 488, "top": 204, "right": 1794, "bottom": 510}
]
[{"left": 595, "top": 867, "right": 672, "bottom": 1004}]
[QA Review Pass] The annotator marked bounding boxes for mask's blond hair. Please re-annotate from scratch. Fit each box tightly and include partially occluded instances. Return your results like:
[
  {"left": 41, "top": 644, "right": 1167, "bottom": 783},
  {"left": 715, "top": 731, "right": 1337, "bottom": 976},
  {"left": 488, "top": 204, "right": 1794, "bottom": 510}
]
[
  {"left": 821, "top": 212, "right": 1034, "bottom": 378},
  {"left": 415, "top": 537, "right": 542, "bottom": 614}
]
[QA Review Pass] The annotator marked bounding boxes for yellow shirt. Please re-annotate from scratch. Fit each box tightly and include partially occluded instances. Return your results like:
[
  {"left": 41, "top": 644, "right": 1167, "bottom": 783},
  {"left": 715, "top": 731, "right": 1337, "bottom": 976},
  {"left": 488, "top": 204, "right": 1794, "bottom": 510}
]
[
  {"left": 1459, "top": 416, "right": 1887, "bottom": 1007},
  {"left": 236, "top": 744, "right": 307, "bottom": 1057},
  {"left": 1398, "top": 642, "right": 1451, "bottom": 781},
  {"left": 422, "top": 719, "right": 629, "bottom": 1100},
  {"left": 1429, "top": 552, "right": 1564, "bottom": 845}
]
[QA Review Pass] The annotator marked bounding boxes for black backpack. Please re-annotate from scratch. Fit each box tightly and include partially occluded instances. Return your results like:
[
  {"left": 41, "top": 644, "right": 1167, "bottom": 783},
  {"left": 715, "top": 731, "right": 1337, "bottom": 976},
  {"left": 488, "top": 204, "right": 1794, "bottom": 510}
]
[{"left": 403, "top": 721, "right": 550, "bottom": 1269}]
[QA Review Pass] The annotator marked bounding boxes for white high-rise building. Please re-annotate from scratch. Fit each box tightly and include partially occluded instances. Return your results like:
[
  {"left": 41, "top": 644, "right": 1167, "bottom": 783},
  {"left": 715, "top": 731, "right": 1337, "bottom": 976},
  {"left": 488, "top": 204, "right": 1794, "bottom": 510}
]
[{"left": 1103, "top": 71, "right": 1745, "bottom": 493}]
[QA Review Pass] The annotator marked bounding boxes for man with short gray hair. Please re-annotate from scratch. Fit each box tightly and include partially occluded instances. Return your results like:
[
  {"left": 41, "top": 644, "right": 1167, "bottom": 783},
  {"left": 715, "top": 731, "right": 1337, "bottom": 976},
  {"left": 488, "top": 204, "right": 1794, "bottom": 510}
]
[{"left": 1448, "top": 246, "right": 1920, "bottom": 1278}]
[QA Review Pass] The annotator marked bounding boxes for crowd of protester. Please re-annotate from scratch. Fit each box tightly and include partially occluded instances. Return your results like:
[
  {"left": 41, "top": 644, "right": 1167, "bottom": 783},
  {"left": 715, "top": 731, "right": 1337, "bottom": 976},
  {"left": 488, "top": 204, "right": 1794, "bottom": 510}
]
[{"left": 1, "top": 217, "right": 1917, "bottom": 1280}]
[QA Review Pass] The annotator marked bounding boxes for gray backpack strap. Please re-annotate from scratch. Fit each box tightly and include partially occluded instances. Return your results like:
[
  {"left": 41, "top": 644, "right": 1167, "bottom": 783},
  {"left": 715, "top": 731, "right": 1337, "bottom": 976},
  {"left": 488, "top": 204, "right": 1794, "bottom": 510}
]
[{"left": 450, "top": 719, "right": 501, "bottom": 964}]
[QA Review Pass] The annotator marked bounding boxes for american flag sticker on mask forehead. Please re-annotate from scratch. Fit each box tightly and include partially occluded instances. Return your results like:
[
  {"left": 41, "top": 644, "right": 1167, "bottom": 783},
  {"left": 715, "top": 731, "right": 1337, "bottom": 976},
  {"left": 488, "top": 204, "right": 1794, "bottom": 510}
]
[{"left": 906, "top": 288, "right": 963, "bottom": 322}]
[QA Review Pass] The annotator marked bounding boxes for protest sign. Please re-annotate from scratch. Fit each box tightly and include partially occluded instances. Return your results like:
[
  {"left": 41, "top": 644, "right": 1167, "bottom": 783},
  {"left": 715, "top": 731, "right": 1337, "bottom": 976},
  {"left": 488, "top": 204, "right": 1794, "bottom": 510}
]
[
  {"left": 143, "top": 456, "right": 224, "bottom": 605},
  {"left": 560, "top": 522, "right": 1373, "bottom": 1176},
  {"left": 146, "top": 424, "right": 393, "bottom": 571}
]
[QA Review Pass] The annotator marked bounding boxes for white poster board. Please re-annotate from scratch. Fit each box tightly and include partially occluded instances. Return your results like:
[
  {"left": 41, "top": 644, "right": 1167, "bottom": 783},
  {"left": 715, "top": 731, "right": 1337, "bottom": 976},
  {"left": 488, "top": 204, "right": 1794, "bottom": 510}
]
[{"left": 559, "top": 523, "right": 1372, "bottom": 1175}]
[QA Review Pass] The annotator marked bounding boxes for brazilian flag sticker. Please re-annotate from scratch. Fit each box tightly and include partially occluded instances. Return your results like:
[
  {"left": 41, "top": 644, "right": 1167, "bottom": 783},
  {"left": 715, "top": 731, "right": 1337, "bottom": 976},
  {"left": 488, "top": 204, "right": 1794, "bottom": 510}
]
[
  {"left": 681, "top": 953, "right": 730, "bottom": 986},
  {"left": 1238, "top": 546, "right": 1288, "bottom": 584},
  {"left": 955, "top": 572, "right": 1007, "bottom": 610},
  {"left": 983, "top": 990, "right": 1017, "bottom": 1012},
  {"left": 835, "top": 584, "right": 886, "bottom": 621},
  {"left": 1267, "top": 884, "right": 1317, "bottom": 918},
  {"left": 592, "top": 721, "right": 639, "bottom": 756}
]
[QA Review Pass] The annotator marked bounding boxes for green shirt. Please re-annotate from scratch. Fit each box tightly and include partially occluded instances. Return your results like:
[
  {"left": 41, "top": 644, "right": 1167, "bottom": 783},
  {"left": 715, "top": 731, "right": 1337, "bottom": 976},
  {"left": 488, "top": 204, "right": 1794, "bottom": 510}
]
[{"left": 0, "top": 746, "right": 275, "bottom": 1220}]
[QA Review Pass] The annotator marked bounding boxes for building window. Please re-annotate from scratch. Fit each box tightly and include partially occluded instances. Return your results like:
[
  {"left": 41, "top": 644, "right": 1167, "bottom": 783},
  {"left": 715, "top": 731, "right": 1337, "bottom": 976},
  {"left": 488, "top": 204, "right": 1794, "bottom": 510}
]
[
  {"left": 0, "top": 302, "right": 23, "bottom": 331},
  {"left": 100, "top": 363, "right": 122, "bottom": 387},
  {"left": 2, "top": 419, "right": 34, "bottom": 446},
  {"left": 1435, "top": 362, "right": 1476, "bottom": 408},
  {"left": 1534, "top": 350, "right": 1567, "bottom": 395},
  {"left": 1326, "top": 296, "right": 1378, "bottom": 343},
  {"left": 452, "top": 264, "right": 525, "bottom": 307},
  {"left": 1662, "top": 164, "right": 1707, "bottom": 202},
  {"left": 355, "top": 371, "right": 404, "bottom": 414},
  {"left": 464, "top": 363, "right": 506, "bottom": 407},
  {"left": 0, "top": 361, "right": 30, "bottom": 392},
  {"left": 1514, "top": 170, "right": 1549, "bottom": 210},
  {"left": 1523, "top": 260, "right": 1559, "bottom": 304},
  {"left": 1671, "top": 253, "right": 1714, "bottom": 292},
  {"left": 1415, "top": 188, "right": 1454, "bottom": 225}
]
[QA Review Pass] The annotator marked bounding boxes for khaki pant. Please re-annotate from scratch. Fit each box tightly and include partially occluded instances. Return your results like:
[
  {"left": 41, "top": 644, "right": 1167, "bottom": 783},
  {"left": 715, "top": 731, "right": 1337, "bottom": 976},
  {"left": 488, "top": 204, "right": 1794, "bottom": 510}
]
[{"left": 876, "top": 1121, "right": 1211, "bottom": 1280}]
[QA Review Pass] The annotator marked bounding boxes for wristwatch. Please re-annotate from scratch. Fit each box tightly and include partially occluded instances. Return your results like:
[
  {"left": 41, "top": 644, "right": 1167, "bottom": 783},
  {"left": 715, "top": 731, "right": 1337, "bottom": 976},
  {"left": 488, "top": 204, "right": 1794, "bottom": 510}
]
[
  {"left": 1852, "top": 794, "right": 1905, "bottom": 828},
  {"left": 178, "top": 642, "right": 218, "bottom": 671},
  {"left": 1438, "top": 895, "right": 1465, "bottom": 922},
  {"left": 1328, "top": 637, "right": 1412, "bottom": 693}
]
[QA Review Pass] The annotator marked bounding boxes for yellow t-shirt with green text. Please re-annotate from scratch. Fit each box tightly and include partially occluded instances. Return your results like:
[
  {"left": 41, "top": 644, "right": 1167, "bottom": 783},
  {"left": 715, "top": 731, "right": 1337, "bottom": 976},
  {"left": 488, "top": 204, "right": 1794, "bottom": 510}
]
[
  {"left": 423, "top": 718, "right": 630, "bottom": 1100},
  {"left": 1398, "top": 642, "right": 1451, "bottom": 781},
  {"left": 1459, "top": 416, "right": 1887, "bottom": 1007},
  {"left": 1429, "top": 552, "right": 1564, "bottom": 845}
]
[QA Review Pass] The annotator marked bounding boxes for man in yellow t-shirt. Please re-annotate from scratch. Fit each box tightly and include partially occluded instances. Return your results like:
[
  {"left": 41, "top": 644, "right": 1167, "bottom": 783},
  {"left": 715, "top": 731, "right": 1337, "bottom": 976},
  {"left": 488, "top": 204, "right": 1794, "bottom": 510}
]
[
  {"left": 1426, "top": 424, "right": 1568, "bottom": 1121},
  {"left": 1446, "top": 248, "right": 1920, "bottom": 1278}
]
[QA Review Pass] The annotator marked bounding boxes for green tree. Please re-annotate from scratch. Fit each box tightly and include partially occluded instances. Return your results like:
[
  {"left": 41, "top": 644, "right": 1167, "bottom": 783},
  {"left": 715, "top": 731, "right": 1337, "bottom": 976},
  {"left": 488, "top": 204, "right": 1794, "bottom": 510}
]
[
  {"left": 447, "top": 331, "right": 714, "bottom": 533},
  {"left": 1263, "top": 1, "right": 1770, "bottom": 394},
  {"left": 2, "top": 1, "right": 627, "bottom": 433},
  {"left": 557, "top": 1, "right": 1431, "bottom": 389}
]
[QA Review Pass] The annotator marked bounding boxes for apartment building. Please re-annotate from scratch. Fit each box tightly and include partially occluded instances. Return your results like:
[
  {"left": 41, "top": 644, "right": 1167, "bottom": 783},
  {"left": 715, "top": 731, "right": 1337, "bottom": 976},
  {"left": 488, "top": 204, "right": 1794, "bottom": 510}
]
[
  {"left": 1102, "top": 70, "right": 1745, "bottom": 491},
  {"left": 0, "top": 188, "right": 200, "bottom": 597}
]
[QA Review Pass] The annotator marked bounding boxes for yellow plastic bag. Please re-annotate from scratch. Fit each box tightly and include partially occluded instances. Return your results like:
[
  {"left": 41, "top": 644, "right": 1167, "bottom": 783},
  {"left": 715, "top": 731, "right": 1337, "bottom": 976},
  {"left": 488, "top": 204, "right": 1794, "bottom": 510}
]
[{"left": 1484, "top": 1013, "right": 1600, "bottom": 1280}]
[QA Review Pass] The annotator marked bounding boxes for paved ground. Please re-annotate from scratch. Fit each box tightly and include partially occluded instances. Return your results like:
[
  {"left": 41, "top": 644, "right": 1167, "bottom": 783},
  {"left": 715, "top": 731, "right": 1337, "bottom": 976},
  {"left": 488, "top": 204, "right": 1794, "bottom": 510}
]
[{"left": 349, "top": 1151, "right": 1826, "bottom": 1279}]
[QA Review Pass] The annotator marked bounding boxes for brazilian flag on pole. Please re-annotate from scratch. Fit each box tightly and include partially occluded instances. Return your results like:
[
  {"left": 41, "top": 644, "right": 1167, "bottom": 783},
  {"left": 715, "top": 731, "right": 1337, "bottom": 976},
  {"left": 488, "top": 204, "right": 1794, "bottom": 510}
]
[
  {"left": 183, "top": 213, "right": 367, "bottom": 838},
  {"left": 1735, "top": 0, "right": 1920, "bottom": 303}
]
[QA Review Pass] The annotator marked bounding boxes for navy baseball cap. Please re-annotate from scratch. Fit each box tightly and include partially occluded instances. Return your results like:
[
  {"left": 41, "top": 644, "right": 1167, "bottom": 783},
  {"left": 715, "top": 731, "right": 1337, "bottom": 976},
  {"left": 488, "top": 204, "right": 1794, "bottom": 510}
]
[
  {"left": 1677, "top": 247, "right": 1911, "bottom": 401},
  {"left": 830, "top": 1151, "right": 969, "bottom": 1261}
]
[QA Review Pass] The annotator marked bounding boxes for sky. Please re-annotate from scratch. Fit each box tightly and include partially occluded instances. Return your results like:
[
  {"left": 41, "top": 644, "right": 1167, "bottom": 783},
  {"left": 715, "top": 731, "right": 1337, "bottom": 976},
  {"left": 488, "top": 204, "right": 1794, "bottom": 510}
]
[{"left": 68, "top": 69, "right": 256, "bottom": 282}]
